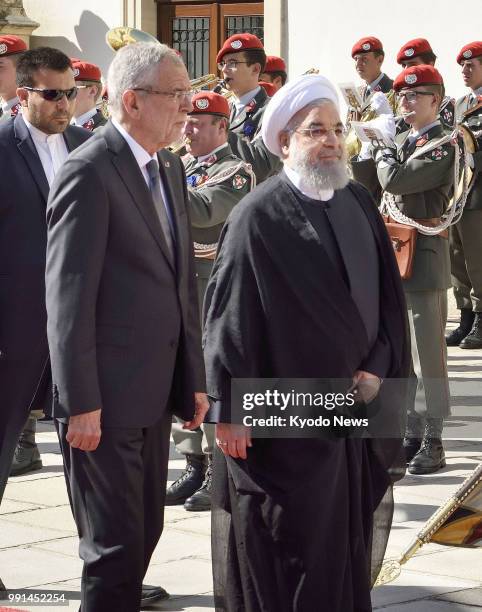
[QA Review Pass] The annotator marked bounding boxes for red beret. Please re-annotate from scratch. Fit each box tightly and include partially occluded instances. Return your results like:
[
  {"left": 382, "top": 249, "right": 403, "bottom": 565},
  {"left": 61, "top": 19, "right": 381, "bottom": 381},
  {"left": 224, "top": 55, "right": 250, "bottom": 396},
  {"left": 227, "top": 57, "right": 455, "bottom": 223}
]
[
  {"left": 351, "top": 36, "right": 383, "bottom": 58},
  {"left": 189, "top": 91, "right": 230, "bottom": 118},
  {"left": 397, "top": 38, "right": 434, "bottom": 64},
  {"left": 394, "top": 65, "right": 443, "bottom": 91},
  {"left": 216, "top": 33, "right": 264, "bottom": 63},
  {"left": 0, "top": 35, "right": 27, "bottom": 57},
  {"left": 264, "top": 55, "right": 286, "bottom": 73},
  {"left": 71, "top": 59, "right": 102, "bottom": 82},
  {"left": 259, "top": 80, "right": 277, "bottom": 97},
  {"left": 457, "top": 41, "right": 482, "bottom": 64}
]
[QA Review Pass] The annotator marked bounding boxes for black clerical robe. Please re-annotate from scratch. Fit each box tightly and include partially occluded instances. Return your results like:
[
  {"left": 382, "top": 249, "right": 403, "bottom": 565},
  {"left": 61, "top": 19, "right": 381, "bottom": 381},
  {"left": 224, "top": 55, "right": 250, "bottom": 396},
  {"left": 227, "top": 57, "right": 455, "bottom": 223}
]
[{"left": 203, "top": 172, "right": 411, "bottom": 612}]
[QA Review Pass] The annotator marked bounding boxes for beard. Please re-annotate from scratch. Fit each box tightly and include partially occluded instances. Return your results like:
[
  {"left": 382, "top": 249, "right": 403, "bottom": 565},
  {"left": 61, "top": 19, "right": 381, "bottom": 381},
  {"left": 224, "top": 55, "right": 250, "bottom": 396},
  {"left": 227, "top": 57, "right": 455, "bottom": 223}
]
[{"left": 291, "top": 148, "right": 350, "bottom": 193}]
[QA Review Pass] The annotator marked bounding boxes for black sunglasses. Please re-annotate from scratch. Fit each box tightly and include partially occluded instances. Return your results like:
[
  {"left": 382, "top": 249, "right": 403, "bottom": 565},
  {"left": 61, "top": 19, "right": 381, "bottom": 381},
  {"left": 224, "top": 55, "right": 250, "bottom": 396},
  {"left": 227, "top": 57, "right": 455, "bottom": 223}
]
[{"left": 23, "top": 86, "right": 78, "bottom": 102}]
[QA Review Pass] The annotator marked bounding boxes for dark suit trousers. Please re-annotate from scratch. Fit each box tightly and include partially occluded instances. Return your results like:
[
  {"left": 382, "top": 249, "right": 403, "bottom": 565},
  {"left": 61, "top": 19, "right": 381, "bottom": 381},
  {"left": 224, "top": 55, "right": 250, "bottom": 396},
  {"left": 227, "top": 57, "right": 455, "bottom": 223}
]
[{"left": 55, "top": 411, "right": 172, "bottom": 612}]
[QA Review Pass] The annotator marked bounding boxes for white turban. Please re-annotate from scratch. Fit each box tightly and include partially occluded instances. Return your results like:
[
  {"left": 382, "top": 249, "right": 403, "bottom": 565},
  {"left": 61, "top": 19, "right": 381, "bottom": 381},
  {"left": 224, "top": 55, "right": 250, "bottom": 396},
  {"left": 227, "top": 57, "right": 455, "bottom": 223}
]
[{"left": 261, "top": 74, "right": 340, "bottom": 157}]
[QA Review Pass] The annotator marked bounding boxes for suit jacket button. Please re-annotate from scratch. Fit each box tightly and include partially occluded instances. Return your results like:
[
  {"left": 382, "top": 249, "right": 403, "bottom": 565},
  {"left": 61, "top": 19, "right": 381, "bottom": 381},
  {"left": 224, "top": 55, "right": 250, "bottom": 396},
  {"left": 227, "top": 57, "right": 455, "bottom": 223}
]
[{"left": 0, "top": 349, "right": 5, "bottom": 360}]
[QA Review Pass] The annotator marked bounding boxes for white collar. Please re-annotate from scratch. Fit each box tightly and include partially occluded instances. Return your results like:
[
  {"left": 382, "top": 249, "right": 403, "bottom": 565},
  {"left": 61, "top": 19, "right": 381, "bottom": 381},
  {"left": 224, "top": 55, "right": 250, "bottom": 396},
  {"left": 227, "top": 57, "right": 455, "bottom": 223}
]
[
  {"left": 22, "top": 115, "right": 63, "bottom": 144},
  {"left": 1, "top": 96, "right": 19, "bottom": 113},
  {"left": 111, "top": 117, "right": 157, "bottom": 169},
  {"left": 234, "top": 86, "right": 261, "bottom": 111},
  {"left": 283, "top": 164, "right": 334, "bottom": 202},
  {"left": 471, "top": 86, "right": 482, "bottom": 97},
  {"left": 197, "top": 143, "right": 227, "bottom": 163},
  {"left": 409, "top": 119, "right": 440, "bottom": 141},
  {"left": 367, "top": 73, "right": 384, "bottom": 90},
  {"left": 72, "top": 107, "right": 97, "bottom": 127}
]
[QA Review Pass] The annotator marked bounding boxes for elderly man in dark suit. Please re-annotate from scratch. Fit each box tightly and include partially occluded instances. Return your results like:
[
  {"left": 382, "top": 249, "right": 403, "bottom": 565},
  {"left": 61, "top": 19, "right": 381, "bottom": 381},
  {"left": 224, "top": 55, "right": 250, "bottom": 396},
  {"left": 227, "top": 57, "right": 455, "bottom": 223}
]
[
  {"left": 45, "top": 42, "right": 208, "bottom": 611},
  {"left": 0, "top": 47, "right": 90, "bottom": 506}
]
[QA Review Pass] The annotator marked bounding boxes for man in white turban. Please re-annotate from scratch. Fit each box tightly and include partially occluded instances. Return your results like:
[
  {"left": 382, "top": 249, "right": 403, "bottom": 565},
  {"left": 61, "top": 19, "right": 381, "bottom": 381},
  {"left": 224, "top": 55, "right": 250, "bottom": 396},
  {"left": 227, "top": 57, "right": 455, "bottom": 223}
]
[{"left": 203, "top": 74, "right": 411, "bottom": 611}]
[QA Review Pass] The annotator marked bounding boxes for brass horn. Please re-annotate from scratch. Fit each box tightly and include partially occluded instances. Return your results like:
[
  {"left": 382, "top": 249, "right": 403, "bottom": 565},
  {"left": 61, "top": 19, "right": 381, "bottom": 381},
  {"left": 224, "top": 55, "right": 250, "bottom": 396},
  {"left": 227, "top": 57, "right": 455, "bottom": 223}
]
[{"left": 106, "top": 26, "right": 160, "bottom": 52}]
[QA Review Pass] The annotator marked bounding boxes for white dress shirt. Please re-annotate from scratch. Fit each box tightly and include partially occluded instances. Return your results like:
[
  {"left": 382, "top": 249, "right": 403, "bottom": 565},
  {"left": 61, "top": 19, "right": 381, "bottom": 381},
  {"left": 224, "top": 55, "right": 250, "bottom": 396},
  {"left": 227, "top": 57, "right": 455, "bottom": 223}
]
[
  {"left": 22, "top": 115, "right": 69, "bottom": 187},
  {"left": 233, "top": 86, "right": 261, "bottom": 117},
  {"left": 111, "top": 118, "right": 171, "bottom": 212},
  {"left": 284, "top": 164, "right": 334, "bottom": 202}
]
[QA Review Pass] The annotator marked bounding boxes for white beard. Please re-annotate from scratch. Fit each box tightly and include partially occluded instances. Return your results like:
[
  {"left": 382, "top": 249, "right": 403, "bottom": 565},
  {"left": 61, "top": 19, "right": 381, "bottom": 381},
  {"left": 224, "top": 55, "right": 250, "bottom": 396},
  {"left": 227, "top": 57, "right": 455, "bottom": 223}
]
[{"left": 291, "top": 149, "right": 349, "bottom": 193}]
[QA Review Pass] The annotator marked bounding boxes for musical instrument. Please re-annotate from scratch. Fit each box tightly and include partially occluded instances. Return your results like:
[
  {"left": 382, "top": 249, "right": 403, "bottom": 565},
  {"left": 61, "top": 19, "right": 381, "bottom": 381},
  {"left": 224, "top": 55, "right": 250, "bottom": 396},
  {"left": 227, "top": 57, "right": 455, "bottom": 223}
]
[
  {"left": 345, "top": 89, "right": 397, "bottom": 158},
  {"left": 106, "top": 26, "right": 160, "bottom": 52},
  {"left": 302, "top": 68, "right": 320, "bottom": 75}
]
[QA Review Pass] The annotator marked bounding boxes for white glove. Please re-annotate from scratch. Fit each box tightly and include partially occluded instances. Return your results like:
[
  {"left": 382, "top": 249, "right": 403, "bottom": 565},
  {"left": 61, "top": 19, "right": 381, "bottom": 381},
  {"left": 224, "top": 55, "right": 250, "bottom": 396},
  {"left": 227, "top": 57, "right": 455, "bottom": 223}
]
[
  {"left": 370, "top": 91, "right": 393, "bottom": 117},
  {"left": 358, "top": 140, "right": 373, "bottom": 161},
  {"left": 370, "top": 115, "right": 396, "bottom": 148}
]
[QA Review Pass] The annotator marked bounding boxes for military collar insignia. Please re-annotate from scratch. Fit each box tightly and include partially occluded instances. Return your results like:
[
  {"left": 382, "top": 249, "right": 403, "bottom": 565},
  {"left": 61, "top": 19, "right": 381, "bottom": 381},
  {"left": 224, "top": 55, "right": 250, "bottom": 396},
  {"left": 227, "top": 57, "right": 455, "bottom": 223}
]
[
  {"left": 415, "top": 134, "right": 429, "bottom": 147},
  {"left": 430, "top": 146, "right": 448, "bottom": 160},
  {"left": 82, "top": 118, "right": 95, "bottom": 131},
  {"left": 10, "top": 102, "right": 21, "bottom": 118},
  {"left": 245, "top": 98, "right": 257, "bottom": 114}
]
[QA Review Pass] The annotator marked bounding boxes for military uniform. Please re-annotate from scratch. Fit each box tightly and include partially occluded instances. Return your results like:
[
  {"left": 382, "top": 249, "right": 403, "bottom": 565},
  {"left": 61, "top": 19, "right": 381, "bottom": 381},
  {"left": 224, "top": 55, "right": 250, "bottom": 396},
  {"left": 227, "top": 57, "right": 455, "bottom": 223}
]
[
  {"left": 72, "top": 108, "right": 107, "bottom": 131},
  {"left": 448, "top": 90, "right": 482, "bottom": 344},
  {"left": 169, "top": 137, "right": 254, "bottom": 507},
  {"left": 227, "top": 85, "right": 282, "bottom": 183},
  {"left": 0, "top": 98, "right": 21, "bottom": 123}
]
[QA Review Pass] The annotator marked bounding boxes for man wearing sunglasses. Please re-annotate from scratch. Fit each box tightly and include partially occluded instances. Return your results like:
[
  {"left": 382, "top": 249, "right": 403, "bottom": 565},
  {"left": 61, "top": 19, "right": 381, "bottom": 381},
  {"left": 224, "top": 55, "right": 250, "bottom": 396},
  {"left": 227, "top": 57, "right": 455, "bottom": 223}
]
[
  {"left": 0, "top": 47, "right": 90, "bottom": 520},
  {"left": 70, "top": 58, "right": 106, "bottom": 131},
  {"left": 371, "top": 65, "right": 454, "bottom": 475},
  {"left": 45, "top": 42, "right": 208, "bottom": 611},
  {"left": 216, "top": 33, "right": 282, "bottom": 183}
]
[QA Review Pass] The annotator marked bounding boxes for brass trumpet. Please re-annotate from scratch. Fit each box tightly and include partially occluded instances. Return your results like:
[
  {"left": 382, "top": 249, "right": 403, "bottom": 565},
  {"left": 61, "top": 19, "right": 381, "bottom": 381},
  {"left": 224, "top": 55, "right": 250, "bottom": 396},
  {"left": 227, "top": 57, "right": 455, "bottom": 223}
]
[{"left": 106, "top": 27, "right": 160, "bottom": 52}]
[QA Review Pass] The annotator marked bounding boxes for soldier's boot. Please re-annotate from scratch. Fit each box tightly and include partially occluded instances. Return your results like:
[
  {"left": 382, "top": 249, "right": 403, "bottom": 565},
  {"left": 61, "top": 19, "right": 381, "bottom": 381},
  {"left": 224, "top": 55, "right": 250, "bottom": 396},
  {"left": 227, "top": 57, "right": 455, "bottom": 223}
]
[
  {"left": 10, "top": 416, "right": 43, "bottom": 477},
  {"left": 184, "top": 454, "right": 212, "bottom": 512},
  {"left": 165, "top": 454, "right": 205, "bottom": 506},
  {"left": 403, "top": 416, "right": 423, "bottom": 463},
  {"left": 459, "top": 312, "right": 482, "bottom": 350},
  {"left": 408, "top": 418, "right": 446, "bottom": 475},
  {"left": 445, "top": 308, "right": 475, "bottom": 346}
]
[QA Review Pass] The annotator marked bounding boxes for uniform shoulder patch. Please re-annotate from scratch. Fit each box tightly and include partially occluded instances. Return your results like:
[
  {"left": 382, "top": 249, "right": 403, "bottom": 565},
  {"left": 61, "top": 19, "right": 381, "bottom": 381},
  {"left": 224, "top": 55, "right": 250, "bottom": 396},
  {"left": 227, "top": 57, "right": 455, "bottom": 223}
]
[{"left": 232, "top": 174, "right": 248, "bottom": 190}]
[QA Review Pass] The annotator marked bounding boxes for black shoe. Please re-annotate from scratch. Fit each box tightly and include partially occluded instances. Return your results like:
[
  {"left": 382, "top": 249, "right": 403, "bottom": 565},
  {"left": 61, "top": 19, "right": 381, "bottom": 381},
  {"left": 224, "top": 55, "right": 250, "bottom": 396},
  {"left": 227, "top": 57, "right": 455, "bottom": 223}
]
[
  {"left": 140, "top": 584, "right": 169, "bottom": 606},
  {"left": 165, "top": 454, "right": 205, "bottom": 506},
  {"left": 408, "top": 437, "right": 446, "bottom": 474},
  {"left": 10, "top": 416, "right": 43, "bottom": 477},
  {"left": 446, "top": 308, "right": 475, "bottom": 346},
  {"left": 459, "top": 313, "right": 482, "bottom": 349},
  {"left": 184, "top": 455, "right": 212, "bottom": 512},
  {"left": 403, "top": 437, "right": 422, "bottom": 463}
]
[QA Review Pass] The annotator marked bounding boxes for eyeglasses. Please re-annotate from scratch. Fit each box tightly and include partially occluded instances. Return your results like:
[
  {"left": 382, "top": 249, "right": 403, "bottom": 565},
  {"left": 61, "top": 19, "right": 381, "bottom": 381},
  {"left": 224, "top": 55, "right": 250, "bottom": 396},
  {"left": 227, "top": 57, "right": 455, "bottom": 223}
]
[
  {"left": 217, "top": 60, "right": 249, "bottom": 70},
  {"left": 291, "top": 126, "right": 346, "bottom": 140},
  {"left": 23, "top": 86, "right": 78, "bottom": 101},
  {"left": 396, "top": 90, "right": 435, "bottom": 103},
  {"left": 132, "top": 88, "right": 194, "bottom": 102}
]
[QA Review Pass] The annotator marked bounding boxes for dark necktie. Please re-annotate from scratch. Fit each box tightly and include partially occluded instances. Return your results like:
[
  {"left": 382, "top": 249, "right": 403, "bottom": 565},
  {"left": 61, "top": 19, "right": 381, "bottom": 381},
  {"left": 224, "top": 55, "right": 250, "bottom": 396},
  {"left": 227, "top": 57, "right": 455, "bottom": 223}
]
[{"left": 146, "top": 159, "right": 175, "bottom": 263}]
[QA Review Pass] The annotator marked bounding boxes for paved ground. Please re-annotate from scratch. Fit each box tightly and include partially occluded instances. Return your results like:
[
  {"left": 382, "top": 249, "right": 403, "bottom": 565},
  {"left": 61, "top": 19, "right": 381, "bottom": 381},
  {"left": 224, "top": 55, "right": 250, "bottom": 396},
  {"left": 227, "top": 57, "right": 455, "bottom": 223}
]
[{"left": 1, "top": 292, "right": 481, "bottom": 611}]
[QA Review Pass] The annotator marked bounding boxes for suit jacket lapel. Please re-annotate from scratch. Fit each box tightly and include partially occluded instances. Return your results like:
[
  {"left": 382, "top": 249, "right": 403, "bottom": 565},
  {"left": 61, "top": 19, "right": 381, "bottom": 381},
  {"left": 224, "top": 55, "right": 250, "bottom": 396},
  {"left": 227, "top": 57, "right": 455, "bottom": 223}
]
[
  {"left": 105, "top": 122, "right": 176, "bottom": 272},
  {"left": 158, "top": 149, "right": 184, "bottom": 281},
  {"left": 14, "top": 115, "right": 49, "bottom": 203}
]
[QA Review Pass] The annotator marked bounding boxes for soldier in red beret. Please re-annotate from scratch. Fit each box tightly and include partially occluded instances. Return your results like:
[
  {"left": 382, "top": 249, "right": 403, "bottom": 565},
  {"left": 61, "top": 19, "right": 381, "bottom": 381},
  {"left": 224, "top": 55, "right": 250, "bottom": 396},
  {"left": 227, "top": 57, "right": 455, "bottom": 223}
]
[
  {"left": 167, "top": 91, "right": 254, "bottom": 512},
  {"left": 259, "top": 55, "right": 287, "bottom": 92},
  {"left": 258, "top": 80, "right": 277, "bottom": 97},
  {"left": 351, "top": 36, "right": 393, "bottom": 101},
  {"left": 70, "top": 58, "right": 106, "bottom": 131},
  {"left": 216, "top": 33, "right": 282, "bottom": 182},
  {"left": 396, "top": 38, "right": 455, "bottom": 129},
  {"left": 0, "top": 35, "right": 27, "bottom": 122},
  {"left": 367, "top": 64, "right": 455, "bottom": 475},
  {"left": 446, "top": 42, "right": 482, "bottom": 349}
]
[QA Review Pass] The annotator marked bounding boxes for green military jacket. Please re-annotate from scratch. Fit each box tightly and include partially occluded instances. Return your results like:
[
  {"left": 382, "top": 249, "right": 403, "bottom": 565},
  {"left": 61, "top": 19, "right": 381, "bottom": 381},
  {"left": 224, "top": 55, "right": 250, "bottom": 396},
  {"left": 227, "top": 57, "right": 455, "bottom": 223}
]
[
  {"left": 456, "top": 93, "right": 482, "bottom": 211},
  {"left": 374, "top": 122, "right": 454, "bottom": 291},
  {"left": 183, "top": 143, "right": 254, "bottom": 255},
  {"left": 227, "top": 86, "right": 282, "bottom": 184}
]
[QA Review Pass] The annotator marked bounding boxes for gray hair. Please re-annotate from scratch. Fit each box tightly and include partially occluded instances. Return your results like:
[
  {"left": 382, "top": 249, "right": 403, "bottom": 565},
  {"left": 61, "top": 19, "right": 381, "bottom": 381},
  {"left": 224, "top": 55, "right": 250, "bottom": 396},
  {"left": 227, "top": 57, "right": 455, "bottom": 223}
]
[
  {"left": 285, "top": 98, "right": 337, "bottom": 132},
  {"left": 107, "top": 42, "right": 184, "bottom": 116}
]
